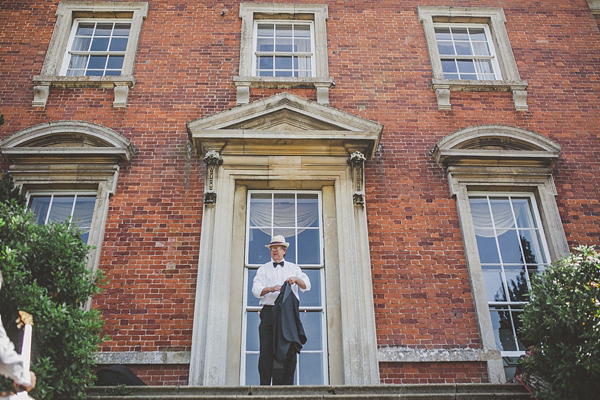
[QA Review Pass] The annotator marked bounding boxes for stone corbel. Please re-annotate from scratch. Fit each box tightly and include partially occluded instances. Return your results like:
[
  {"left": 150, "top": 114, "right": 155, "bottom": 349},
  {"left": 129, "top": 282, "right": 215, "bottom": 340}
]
[
  {"left": 113, "top": 83, "right": 130, "bottom": 108},
  {"left": 512, "top": 90, "right": 528, "bottom": 112},
  {"left": 314, "top": 82, "right": 331, "bottom": 105},
  {"left": 348, "top": 151, "right": 367, "bottom": 207},
  {"left": 32, "top": 83, "right": 51, "bottom": 108},
  {"left": 203, "top": 150, "right": 223, "bottom": 204},
  {"left": 435, "top": 86, "right": 451, "bottom": 111}
]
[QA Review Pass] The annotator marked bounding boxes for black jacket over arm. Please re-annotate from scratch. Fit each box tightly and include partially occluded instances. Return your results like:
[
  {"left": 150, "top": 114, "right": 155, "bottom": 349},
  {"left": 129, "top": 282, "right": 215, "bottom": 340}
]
[{"left": 273, "top": 281, "right": 307, "bottom": 363}]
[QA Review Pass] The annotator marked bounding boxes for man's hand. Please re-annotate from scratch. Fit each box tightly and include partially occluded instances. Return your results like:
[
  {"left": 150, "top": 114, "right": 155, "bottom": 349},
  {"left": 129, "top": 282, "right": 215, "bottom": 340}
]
[
  {"left": 260, "top": 285, "right": 281, "bottom": 296},
  {"left": 286, "top": 277, "right": 306, "bottom": 289},
  {"left": 14, "top": 371, "right": 36, "bottom": 392}
]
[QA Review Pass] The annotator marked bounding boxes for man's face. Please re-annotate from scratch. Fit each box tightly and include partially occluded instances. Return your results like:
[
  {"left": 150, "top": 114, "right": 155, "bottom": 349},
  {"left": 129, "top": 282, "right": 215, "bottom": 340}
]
[{"left": 270, "top": 245, "right": 286, "bottom": 262}]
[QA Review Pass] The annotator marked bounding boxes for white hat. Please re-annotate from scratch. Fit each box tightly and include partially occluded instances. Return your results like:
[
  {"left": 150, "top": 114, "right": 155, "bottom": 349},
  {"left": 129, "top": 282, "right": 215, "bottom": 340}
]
[{"left": 265, "top": 235, "right": 290, "bottom": 249}]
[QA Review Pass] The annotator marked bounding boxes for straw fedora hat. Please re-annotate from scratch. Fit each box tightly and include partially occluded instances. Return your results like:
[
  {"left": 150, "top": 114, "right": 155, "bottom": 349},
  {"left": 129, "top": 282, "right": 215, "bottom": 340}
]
[{"left": 265, "top": 235, "right": 290, "bottom": 249}]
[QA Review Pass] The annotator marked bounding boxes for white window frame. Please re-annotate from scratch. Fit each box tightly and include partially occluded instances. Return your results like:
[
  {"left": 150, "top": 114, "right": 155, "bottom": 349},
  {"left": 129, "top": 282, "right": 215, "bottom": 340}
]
[
  {"left": 433, "top": 23, "right": 502, "bottom": 81},
  {"left": 234, "top": 3, "right": 332, "bottom": 105},
  {"left": 32, "top": 2, "right": 148, "bottom": 108},
  {"left": 252, "top": 20, "right": 316, "bottom": 78},
  {"left": 60, "top": 19, "right": 133, "bottom": 77},
  {"left": 240, "top": 190, "right": 329, "bottom": 385},
  {"left": 467, "top": 192, "right": 551, "bottom": 363},
  {"left": 418, "top": 7, "right": 528, "bottom": 111}
]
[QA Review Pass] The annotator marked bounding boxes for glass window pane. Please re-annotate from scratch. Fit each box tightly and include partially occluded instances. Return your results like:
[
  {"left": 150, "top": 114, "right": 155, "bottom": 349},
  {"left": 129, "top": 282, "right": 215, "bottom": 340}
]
[
  {"left": 297, "top": 194, "right": 318, "bottom": 227},
  {"left": 497, "top": 230, "right": 523, "bottom": 264},
  {"left": 442, "top": 60, "right": 457, "bottom": 73},
  {"left": 505, "top": 266, "right": 529, "bottom": 302},
  {"left": 47, "top": 196, "right": 74, "bottom": 223},
  {"left": 259, "top": 70, "right": 273, "bottom": 77},
  {"left": 294, "top": 38, "right": 311, "bottom": 53},
  {"left": 273, "top": 194, "right": 295, "bottom": 227},
  {"left": 513, "top": 309, "right": 527, "bottom": 351},
  {"left": 299, "top": 311, "right": 322, "bottom": 351},
  {"left": 490, "top": 306, "right": 518, "bottom": 351},
  {"left": 109, "top": 38, "right": 128, "bottom": 52},
  {"left": 482, "top": 266, "right": 506, "bottom": 302},
  {"left": 85, "top": 70, "right": 104, "bottom": 76},
  {"left": 469, "top": 197, "right": 492, "bottom": 227},
  {"left": 258, "top": 56, "right": 273, "bottom": 69},
  {"left": 245, "top": 353, "right": 260, "bottom": 385},
  {"left": 276, "top": 24, "right": 293, "bottom": 37},
  {"left": 275, "top": 56, "right": 293, "bottom": 69},
  {"left": 275, "top": 39, "right": 293, "bottom": 53},
  {"left": 460, "top": 74, "right": 477, "bottom": 80},
  {"left": 249, "top": 193, "right": 271, "bottom": 227},
  {"left": 248, "top": 228, "right": 271, "bottom": 265},
  {"left": 257, "top": 38, "right": 274, "bottom": 52},
  {"left": 474, "top": 60, "right": 494, "bottom": 77},
  {"left": 472, "top": 42, "right": 490, "bottom": 56},
  {"left": 513, "top": 198, "right": 536, "bottom": 229},
  {"left": 95, "top": 23, "right": 113, "bottom": 36},
  {"left": 490, "top": 198, "right": 514, "bottom": 229},
  {"left": 435, "top": 27, "right": 451, "bottom": 40},
  {"left": 104, "top": 70, "right": 121, "bottom": 76},
  {"left": 454, "top": 42, "right": 472, "bottom": 55},
  {"left": 475, "top": 230, "right": 500, "bottom": 263},
  {"left": 90, "top": 37, "right": 109, "bottom": 51},
  {"left": 113, "top": 23, "right": 131, "bottom": 37},
  {"left": 80, "top": 231, "right": 90, "bottom": 244},
  {"left": 67, "top": 69, "right": 85, "bottom": 76},
  {"left": 469, "top": 28, "right": 486, "bottom": 41},
  {"left": 28, "top": 196, "right": 51, "bottom": 225},
  {"left": 443, "top": 73, "right": 459, "bottom": 79},
  {"left": 295, "top": 25, "right": 310, "bottom": 37},
  {"left": 88, "top": 55, "right": 107, "bottom": 70},
  {"left": 68, "top": 55, "right": 88, "bottom": 70},
  {"left": 297, "top": 229, "right": 320, "bottom": 265},
  {"left": 299, "top": 352, "right": 323, "bottom": 385},
  {"left": 72, "top": 195, "right": 96, "bottom": 228},
  {"left": 247, "top": 269, "right": 260, "bottom": 307},
  {"left": 246, "top": 311, "right": 260, "bottom": 351},
  {"left": 76, "top": 23, "right": 95, "bottom": 36},
  {"left": 296, "top": 70, "right": 312, "bottom": 78},
  {"left": 107, "top": 55, "right": 124, "bottom": 70},
  {"left": 451, "top": 27, "right": 469, "bottom": 40},
  {"left": 437, "top": 41, "right": 455, "bottom": 55},
  {"left": 257, "top": 24, "right": 274, "bottom": 37},
  {"left": 275, "top": 70, "right": 293, "bottom": 77},
  {"left": 457, "top": 60, "right": 476, "bottom": 73},
  {"left": 72, "top": 37, "right": 91, "bottom": 51},
  {"left": 300, "top": 269, "right": 321, "bottom": 307}
]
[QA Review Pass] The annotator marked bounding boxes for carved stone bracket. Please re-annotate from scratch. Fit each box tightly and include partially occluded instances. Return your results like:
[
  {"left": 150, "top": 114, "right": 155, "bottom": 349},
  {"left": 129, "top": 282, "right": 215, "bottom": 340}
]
[
  {"left": 203, "top": 150, "right": 223, "bottom": 204},
  {"left": 348, "top": 151, "right": 366, "bottom": 207}
]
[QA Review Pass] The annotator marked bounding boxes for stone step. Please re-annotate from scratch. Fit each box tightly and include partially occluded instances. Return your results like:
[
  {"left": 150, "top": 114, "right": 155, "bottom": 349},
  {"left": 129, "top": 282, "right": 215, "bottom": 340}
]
[{"left": 87, "top": 384, "right": 533, "bottom": 400}]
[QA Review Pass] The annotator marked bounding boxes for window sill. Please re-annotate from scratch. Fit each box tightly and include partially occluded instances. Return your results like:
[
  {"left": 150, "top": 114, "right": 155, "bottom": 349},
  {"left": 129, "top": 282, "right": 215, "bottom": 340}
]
[
  {"left": 233, "top": 76, "right": 333, "bottom": 105},
  {"left": 32, "top": 75, "right": 135, "bottom": 108},
  {"left": 431, "top": 78, "right": 528, "bottom": 111}
]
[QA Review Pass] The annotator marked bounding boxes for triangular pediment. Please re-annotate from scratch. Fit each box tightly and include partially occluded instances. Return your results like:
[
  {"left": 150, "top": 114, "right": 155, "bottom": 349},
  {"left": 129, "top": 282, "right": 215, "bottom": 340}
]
[{"left": 187, "top": 92, "right": 383, "bottom": 158}]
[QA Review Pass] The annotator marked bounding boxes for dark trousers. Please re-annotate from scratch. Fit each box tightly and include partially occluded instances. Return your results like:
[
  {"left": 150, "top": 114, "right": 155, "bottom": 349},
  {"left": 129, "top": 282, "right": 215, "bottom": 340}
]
[{"left": 258, "top": 305, "right": 297, "bottom": 385}]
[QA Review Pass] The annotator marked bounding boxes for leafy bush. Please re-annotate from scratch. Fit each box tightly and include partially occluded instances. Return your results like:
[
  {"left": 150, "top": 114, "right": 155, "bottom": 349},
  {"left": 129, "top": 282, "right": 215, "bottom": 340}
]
[
  {"left": 0, "top": 173, "right": 106, "bottom": 399},
  {"left": 519, "top": 245, "right": 600, "bottom": 399}
]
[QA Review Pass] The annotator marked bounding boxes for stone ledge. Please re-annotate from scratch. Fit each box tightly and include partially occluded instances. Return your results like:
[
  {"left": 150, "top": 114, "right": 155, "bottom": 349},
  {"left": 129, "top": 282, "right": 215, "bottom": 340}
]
[
  {"left": 378, "top": 347, "right": 501, "bottom": 363},
  {"left": 95, "top": 351, "right": 191, "bottom": 365}
]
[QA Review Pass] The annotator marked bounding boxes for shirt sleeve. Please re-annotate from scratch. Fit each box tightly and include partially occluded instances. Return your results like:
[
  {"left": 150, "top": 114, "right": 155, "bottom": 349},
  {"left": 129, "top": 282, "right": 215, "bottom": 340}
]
[
  {"left": 296, "top": 266, "right": 311, "bottom": 293},
  {"left": 0, "top": 317, "right": 31, "bottom": 387},
  {"left": 251, "top": 266, "right": 266, "bottom": 299}
]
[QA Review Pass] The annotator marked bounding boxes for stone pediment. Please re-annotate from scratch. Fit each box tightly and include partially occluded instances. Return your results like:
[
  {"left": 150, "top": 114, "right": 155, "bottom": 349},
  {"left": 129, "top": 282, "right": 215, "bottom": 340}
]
[{"left": 187, "top": 92, "right": 383, "bottom": 158}]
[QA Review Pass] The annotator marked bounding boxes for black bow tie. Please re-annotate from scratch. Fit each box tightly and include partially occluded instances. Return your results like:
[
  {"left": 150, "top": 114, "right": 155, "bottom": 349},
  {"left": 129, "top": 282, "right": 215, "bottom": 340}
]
[{"left": 273, "top": 261, "right": 284, "bottom": 268}]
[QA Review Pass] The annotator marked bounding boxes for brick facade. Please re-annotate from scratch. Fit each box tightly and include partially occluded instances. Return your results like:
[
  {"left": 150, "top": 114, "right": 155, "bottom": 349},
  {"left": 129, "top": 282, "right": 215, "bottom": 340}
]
[{"left": 1, "top": 0, "right": 598, "bottom": 386}]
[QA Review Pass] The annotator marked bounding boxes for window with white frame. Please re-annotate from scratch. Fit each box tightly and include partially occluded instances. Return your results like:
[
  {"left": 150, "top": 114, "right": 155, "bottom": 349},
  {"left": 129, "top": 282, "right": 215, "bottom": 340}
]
[
  {"left": 434, "top": 24, "right": 501, "bottom": 81},
  {"left": 418, "top": 7, "right": 528, "bottom": 111},
  {"left": 253, "top": 21, "right": 314, "bottom": 77},
  {"left": 468, "top": 193, "right": 550, "bottom": 380},
  {"left": 242, "top": 191, "right": 328, "bottom": 385},
  {"left": 28, "top": 192, "right": 97, "bottom": 244},
  {"left": 61, "top": 20, "right": 132, "bottom": 77}
]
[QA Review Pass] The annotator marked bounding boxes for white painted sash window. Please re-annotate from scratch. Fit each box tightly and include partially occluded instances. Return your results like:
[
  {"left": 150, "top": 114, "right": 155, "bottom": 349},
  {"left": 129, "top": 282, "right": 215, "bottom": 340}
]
[
  {"left": 253, "top": 21, "right": 315, "bottom": 78},
  {"left": 61, "top": 20, "right": 132, "bottom": 77},
  {"left": 434, "top": 24, "right": 501, "bottom": 81},
  {"left": 468, "top": 193, "right": 550, "bottom": 380},
  {"left": 242, "top": 191, "right": 328, "bottom": 385}
]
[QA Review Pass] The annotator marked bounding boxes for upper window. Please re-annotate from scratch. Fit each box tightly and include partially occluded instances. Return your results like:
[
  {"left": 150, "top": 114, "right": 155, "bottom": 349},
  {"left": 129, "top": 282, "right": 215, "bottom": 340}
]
[
  {"left": 33, "top": 2, "right": 148, "bottom": 108},
  {"left": 434, "top": 24, "right": 501, "bottom": 81},
  {"left": 62, "top": 20, "right": 132, "bottom": 77},
  {"left": 418, "top": 7, "right": 528, "bottom": 111},
  {"left": 235, "top": 3, "right": 332, "bottom": 105},
  {"left": 253, "top": 21, "right": 315, "bottom": 78}
]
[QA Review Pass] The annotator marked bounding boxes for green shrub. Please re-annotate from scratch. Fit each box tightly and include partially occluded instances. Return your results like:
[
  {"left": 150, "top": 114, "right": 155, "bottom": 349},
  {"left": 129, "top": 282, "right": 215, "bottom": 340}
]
[
  {"left": 519, "top": 245, "right": 600, "bottom": 399},
  {"left": 0, "top": 174, "right": 106, "bottom": 399}
]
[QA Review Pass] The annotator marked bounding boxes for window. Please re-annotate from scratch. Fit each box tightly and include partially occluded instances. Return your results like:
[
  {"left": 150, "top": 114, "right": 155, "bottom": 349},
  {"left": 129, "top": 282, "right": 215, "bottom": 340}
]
[
  {"left": 242, "top": 191, "right": 327, "bottom": 385},
  {"left": 33, "top": 2, "right": 148, "bottom": 108},
  {"left": 435, "top": 25, "right": 501, "bottom": 80},
  {"left": 418, "top": 7, "right": 528, "bottom": 111},
  {"left": 62, "top": 21, "right": 132, "bottom": 77},
  {"left": 28, "top": 193, "right": 97, "bottom": 244},
  {"left": 254, "top": 22, "right": 315, "bottom": 78},
  {"left": 468, "top": 193, "right": 550, "bottom": 380},
  {"left": 433, "top": 125, "right": 569, "bottom": 383},
  {"left": 235, "top": 3, "right": 332, "bottom": 105}
]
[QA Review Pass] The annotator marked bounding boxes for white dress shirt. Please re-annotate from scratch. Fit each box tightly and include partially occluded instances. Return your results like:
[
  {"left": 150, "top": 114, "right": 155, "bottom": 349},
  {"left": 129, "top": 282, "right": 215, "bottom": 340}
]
[
  {"left": 0, "top": 316, "right": 31, "bottom": 387},
  {"left": 252, "top": 259, "right": 311, "bottom": 306}
]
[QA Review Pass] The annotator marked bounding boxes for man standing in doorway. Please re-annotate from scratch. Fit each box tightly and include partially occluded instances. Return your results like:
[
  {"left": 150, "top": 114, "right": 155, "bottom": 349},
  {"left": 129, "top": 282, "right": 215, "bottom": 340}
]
[{"left": 252, "top": 235, "right": 311, "bottom": 385}]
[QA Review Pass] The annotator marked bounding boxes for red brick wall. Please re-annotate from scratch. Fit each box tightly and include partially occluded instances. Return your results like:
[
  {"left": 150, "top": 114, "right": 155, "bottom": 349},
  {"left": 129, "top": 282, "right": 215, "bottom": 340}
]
[{"left": 1, "top": 0, "right": 599, "bottom": 385}]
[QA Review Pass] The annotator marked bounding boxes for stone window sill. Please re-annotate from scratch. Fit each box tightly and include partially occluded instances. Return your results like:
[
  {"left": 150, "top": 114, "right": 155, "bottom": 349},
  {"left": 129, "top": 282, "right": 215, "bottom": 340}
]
[
  {"left": 431, "top": 79, "right": 528, "bottom": 111},
  {"left": 32, "top": 75, "right": 135, "bottom": 108},
  {"left": 233, "top": 76, "right": 333, "bottom": 105}
]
